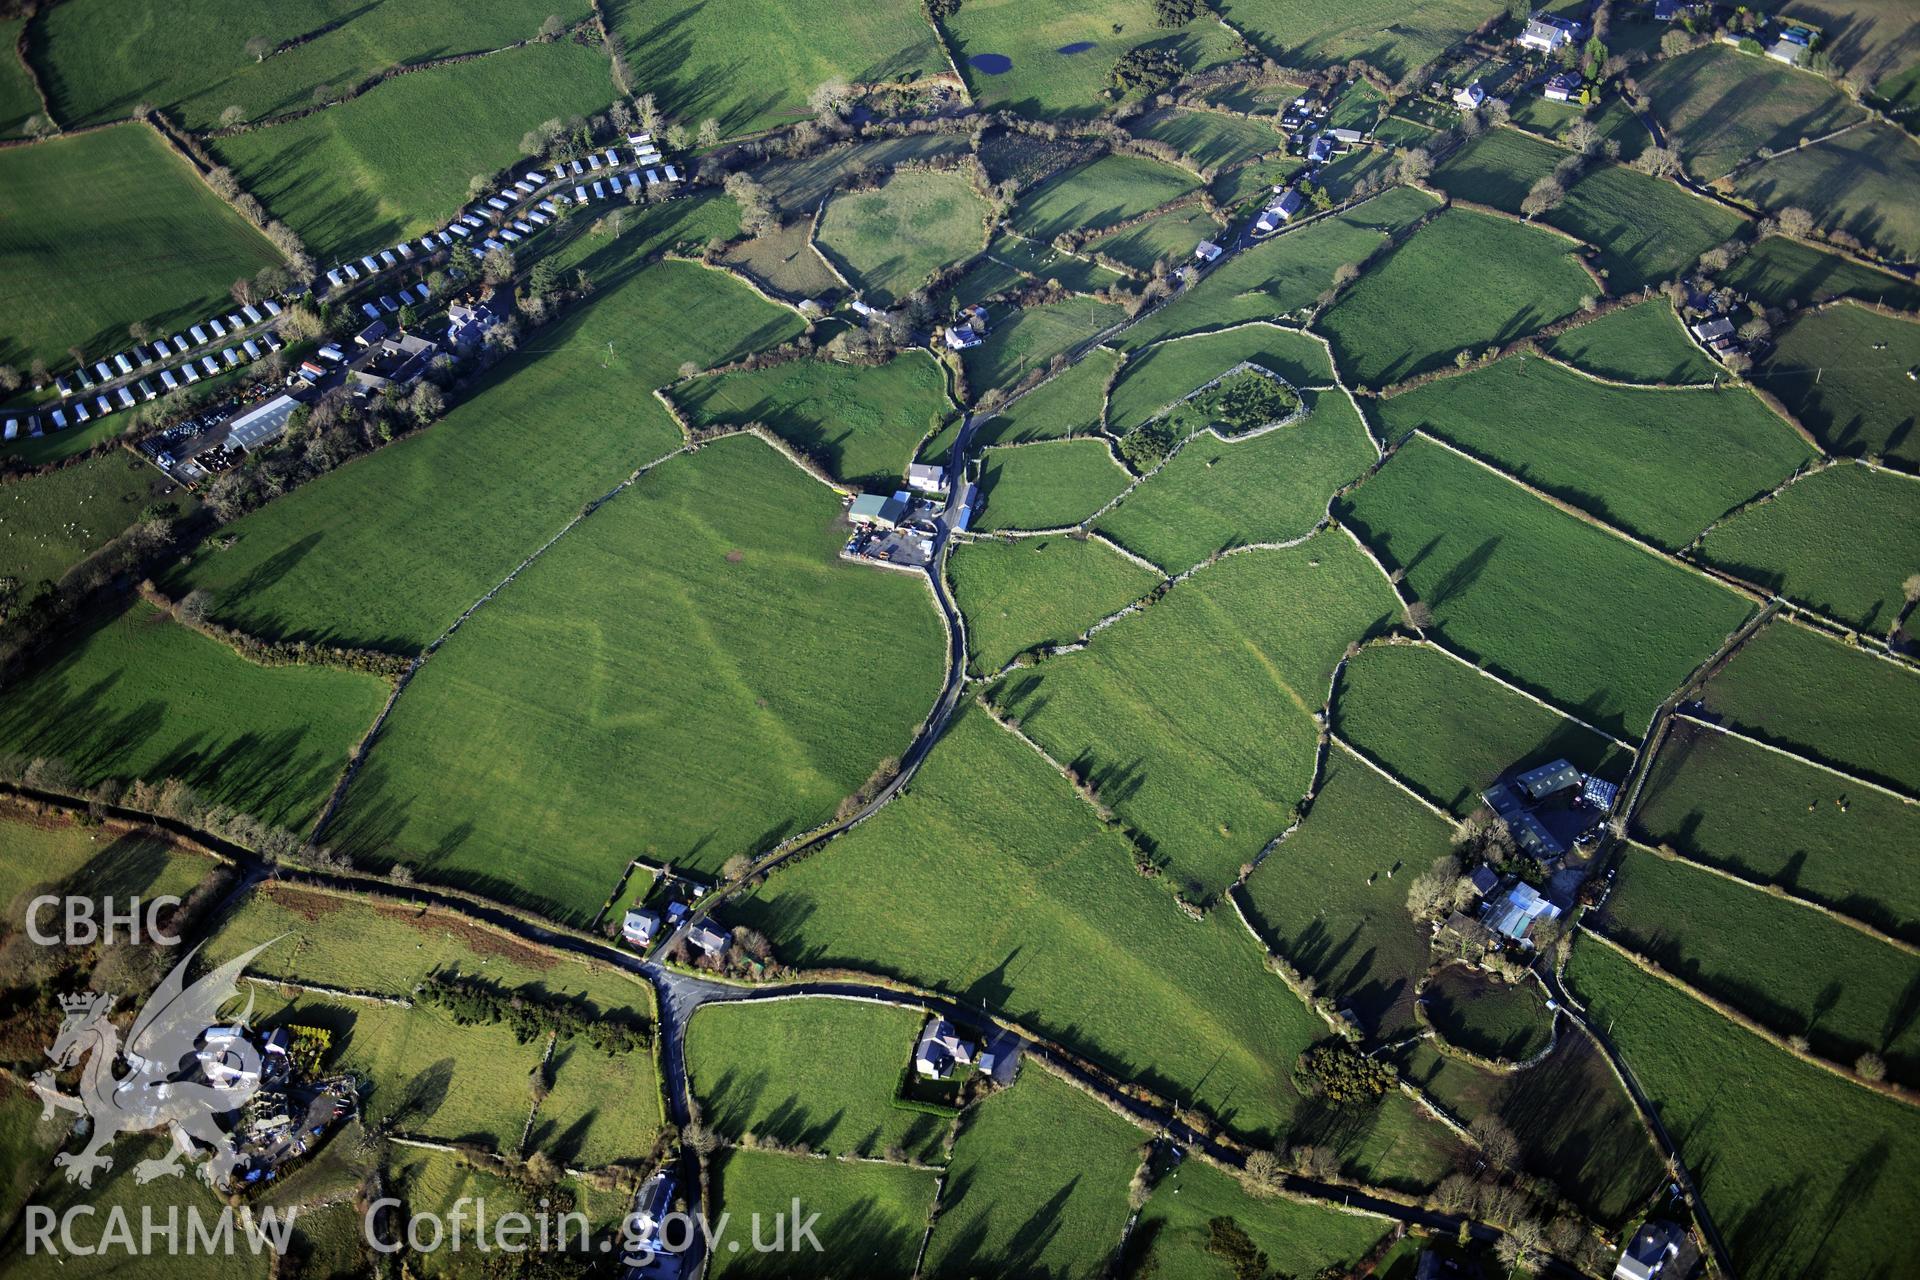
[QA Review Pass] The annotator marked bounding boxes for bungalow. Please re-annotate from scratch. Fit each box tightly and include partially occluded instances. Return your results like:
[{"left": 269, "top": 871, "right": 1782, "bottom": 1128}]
[
  {"left": 587, "top": 153, "right": 602, "bottom": 170},
  {"left": 487, "top": 195, "right": 511, "bottom": 211},
  {"left": 93, "top": 360, "right": 114, "bottom": 382},
  {"left": 360, "top": 255, "right": 381, "bottom": 275},
  {"left": 242, "top": 304, "right": 265, "bottom": 325},
  {"left": 1766, "top": 31, "right": 1810, "bottom": 66},
  {"left": 55, "top": 374, "right": 74, "bottom": 397},
  {"left": 574, "top": 184, "right": 589, "bottom": 203},
  {"left": 514, "top": 179, "right": 536, "bottom": 195},
  {"left": 222, "top": 347, "right": 243, "bottom": 368},
  {"left": 664, "top": 164, "right": 683, "bottom": 183},
  {"left": 51, "top": 408, "right": 69, "bottom": 429},
  {"left": 243, "top": 339, "right": 263, "bottom": 360},
  {"left": 608, "top": 173, "right": 625, "bottom": 193},
  {"left": 160, "top": 369, "right": 180, "bottom": 391},
  {"left": 686, "top": 922, "right": 730, "bottom": 957},
  {"left": 849, "top": 492, "right": 910, "bottom": 528},
  {"left": 1543, "top": 71, "right": 1581, "bottom": 101},
  {"left": 913, "top": 1018, "right": 976, "bottom": 1079},
  {"left": 591, "top": 181, "right": 606, "bottom": 199},
  {"left": 907, "top": 462, "right": 947, "bottom": 493},
  {"left": 1518, "top": 12, "right": 1581, "bottom": 53},
  {"left": 1690, "top": 315, "right": 1736, "bottom": 347},
  {"left": 622, "top": 909, "right": 660, "bottom": 946},
  {"left": 137, "top": 378, "right": 157, "bottom": 400},
  {"left": 1194, "top": 239, "right": 1224, "bottom": 264},
  {"left": 1453, "top": 80, "right": 1486, "bottom": 110},
  {"left": 1484, "top": 881, "right": 1561, "bottom": 946},
  {"left": 1327, "top": 126, "right": 1366, "bottom": 147},
  {"left": 943, "top": 322, "right": 982, "bottom": 350},
  {"left": 1614, "top": 1220, "right": 1688, "bottom": 1280}
]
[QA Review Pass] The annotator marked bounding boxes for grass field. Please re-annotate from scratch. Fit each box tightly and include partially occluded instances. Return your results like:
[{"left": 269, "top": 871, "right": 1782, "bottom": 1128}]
[
  {"left": 171, "top": 225, "right": 794, "bottom": 653},
  {"left": 1126, "top": 1158, "right": 1389, "bottom": 1280},
  {"left": 1089, "top": 204, "right": 1223, "bottom": 274},
  {"left": 1640, "top": 45, "right": 1862, "bottom": 182},
  {"left": 0, "top": 125, "right": 284, "bottom": 369},
  {"left": 721, "top": 222, "right": 842, "bottom": 298},
  {"left": 1372, "top": 356, "right": 1814, "bottom": 549},
  {"left": 1736, "top": 122, "right": 1920, "bottom": 262},
  {"left": 1129, "top": 107, "right": 1283, "bottom": 170},
  {"left": 1703, "top": 618, "right": 1920, "bottom": 796},
  {"left": 1602, "top": 844, "right": 1920, "bottom": 1084},
  {"left": 1320, "top": 208, "right": 1591, "bottom": 387},
  {"left": 978, "top": 229, "right": 1129, "bottom": 294},
  {"left": 948, "top": 534, "right": 1160, "bottom": 674},
  {"left": 816, "top": 169, "right": 990, "bottom": 307},
  {"left": 386, "top": 1146, "right": 626, "bottom": 1275},
  {"left": 1431, "top": 128, "right": 1745, "bottom": 293},
  {"left": 211, "top": 41, "right": 617, "bottom": 261},
  {"left": 1337, "top": 436, "right": 1754, "bottom": 738},
  {"left": 925, "top": 1068, "right": 1139, "bottom": 1279},
  {"left": 1116, "top": 187, "right": 1436, "bottom": 349},
  {"left": 1394, "top": 1034, "right": 1662, "bottom": 1225},
  {"left": 0, "top": 452, "right": 183, "bottom": 588},
  {"left": 990, "top": 533, "right": 1398, "bottom": 897},
  {"left": 1108, "top": 325, "right": 1334, "bottom": 434},
  {"left": 710, "top": 1148, "right": 936, "bottom": 1278},
  {"left": 944, "top": 0, "right": 1242, "bottom": 119},
  {"left": 1094, "top": 388, "right": 1375, "bottom": 574},
  {"left": 733, "top": 706, "right": 1332, "bottom": 1143},
  {"left": 973, "top": 347, "right": 1118, "bottom": 447},
  {"left": 1215, "top": 0, "right": 1504, "bottom": 81},
  {"left": 1633, "top": 720, "right": 1920, "bottom": 940},
  {"left": 963, "top": 296, "right": 1127, "bottom": 393},
  {"left": 758, "top": 135, "right": 973, "bottom": 211},
  {"left": 1012, "top": 153, "right": 1200, "bottom": 243},
  {"left": 1718, "top": 235, "right": 1920, "bottom": 311},
  {"left": 0, "top": 601, "right": 386, "bottom": 828},
  {"left": 1422, "top": 965, "right": 1553, "bottom": 1062},
  {"left": 0, "top": 19, "right": 38, "bottom": 137},
  {"left": 1241, "top": 747, "right": 1454, "bottom": 1038},
  {"left": 1697, "top": 464, "right": 1920, "bottom": 633},
  {"left": 1545, "top": 299, "right": 1721, "bottom": 385},
  {"left": 608, "top": 0, "right": 940, "bottom": 138},
  {"left": 33, "top": 0, "right": 593, "bottom": 128},
  {"left": 686, "top": 998, "right": 949, "bottom": 1160},
  {"left": 1565, "top": 937, "right": 1920, "bottom": 1280},
  {"left": 1750, "top": 301, "right": 1920, "bottom": 469},
  {"left": 673, "top": 351, "right": 950, "bottom": 488},
  {"left": 0, "top": 814, "right": 212, "bottom": 932},
  {"left": 975, "top": 438, "right": 1130, "bottom": 531},
  {"left": 1333, "top": 641, "right": 1629, "bottom": 816},
  {"left": 329, "top": 435, "right": 944, "bottom": 921}
]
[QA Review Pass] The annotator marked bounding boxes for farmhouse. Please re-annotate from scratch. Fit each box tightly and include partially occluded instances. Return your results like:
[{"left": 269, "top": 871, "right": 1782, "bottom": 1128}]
[
  {"left": 1543, "top": 71, "right": 1581, "bottom": 101},
  {"left": 907, "top": 463, "right": 947, "bottom": 493},
  {"left": 350, "top": 334, "right": 438, "bottom": 394},
  {"left": 686, "top": 922, "right": 731, "bottom": 957},
  {"left": 1518, "top": 12, "right": 1582, "bottom": 52},
  {"left": 849, "top": 492, "right": 909, "bottom": 528},
  {"left": 622, "top": 909, "right": 659, "bottom": 946},
  {"left": 913, "top": 1018, "right": 976, "bottom": 1079},
  {"left": 1256, "top": 188, "right": 1305, "bottom": 232},
  {"left": 1194, "top": 240, "right": 1223, "bottom": 264},
  {"left": 447, "top": 299, "right": 499, "bottom": 351},
  {"left": 1453, "top": 81, "right": 1486, "bottom": 110},
  {"left": 1484, "top": 881, "right": 1561, "bottom": 946},
  {"left": 1614, "top": 1219, "right": 1689, "bottom": 1280}
]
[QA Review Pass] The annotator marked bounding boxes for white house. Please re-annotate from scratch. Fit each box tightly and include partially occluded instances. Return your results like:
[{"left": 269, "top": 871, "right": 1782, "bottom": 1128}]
[
  {"left": 907, "top": 463, "right": 947, "bottom": 493},
  {"left": 622, "top": 909, "right": 660, "bottom": 946},
  {"left": 686, "top": 922, "right": 730, "bottom": 957},
  {"left": 913, "top": 1019, "right": 976, "bottom": 1079},
  {"left": 1518, "top": 13, "right": 1580, "bottom": 53},
  {"left": 1453, "top": 80, "right": 1486, "bottom": 110},
  {"left": 1194, "top": 240, "right": 1223, "bottom": 264}
]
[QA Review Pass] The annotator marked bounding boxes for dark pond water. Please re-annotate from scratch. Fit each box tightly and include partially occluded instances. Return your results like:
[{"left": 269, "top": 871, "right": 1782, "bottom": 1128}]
[
  {"left": 970, "top": 52, "right": 1013, "bottom": 74},
  {"left": 1057, "top": 41, "right": 1095, "bottom": 54}
]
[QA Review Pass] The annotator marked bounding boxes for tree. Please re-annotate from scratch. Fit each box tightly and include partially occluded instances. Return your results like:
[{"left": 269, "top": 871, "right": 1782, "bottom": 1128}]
[
  {"left": 1470, "top": 1115, "right": 1521, "bottom": 1170},
  {"left": 1634, "top": 145, "right": 1681, "bottom": 178},
  {"left": 244, "top": 34, "right": 273, "bottom": 61},
  {"left": 24, "top": 113, "right": 57, "bottom": 140},
  {"left": 1406, "top": 852, "right": 1473, "bottom": 922},
  {"left": 539, "top": 13, "right": 565, "bottom": 39},
  {"left": 723, "top": 172, "right": 779, "bottom": 236},
  {"left": 636, "top": 92, "right": 661, "bottom": 133},
  {"left": 219, "top": 104, "right": 246, "bottom": 128},
  {"left": 482, "top": 246, "right": 517, "bottom": 283},
  {"left": 1404, "top": 599, "right": 1435, "bottom": 631},
  {"left": 0, "top": 366, "right": 19, "bottom": 393},
  {"left": 666, "top": 122, "right": 690, "bottom": 150},
  {"left": 1777, "top": 206, "right": 1816, "bottom": 239},
  {"left": 1857, "top": 1051, "right": 1887, "bottom": 1082},
  {"left": 697, "top": 117, "right": 721, "bottom": 148},
  {"left": 230, "top": 277, "right": 256, "bottom": 305},
  {"left": 408, "top": 382, "right": 445, "bottom": 424},
  {"left": 808, "top": 80, "right": 851, "bottom": 123},
  {"left": 1242, "top": 1149, "right": 1282, "bottom": 1190},
  {"left": 1566, "top": 117, "right": 1600, "bottom": 155},
  {"left": 128, "top": 320, "right": 153, "bottom": 343},
  {"left": 1521, "top": 175, "right": 1565, "bottom": 217}
]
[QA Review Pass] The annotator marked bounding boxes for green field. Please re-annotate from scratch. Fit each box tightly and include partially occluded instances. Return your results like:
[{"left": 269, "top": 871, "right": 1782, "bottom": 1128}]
[
  {"left": 978, "top": 228, "right": 1129, "bottom": 294},
  {"left": 721, "top": 222, "right": 842, "bottom": 299},
  {"left": 1012, "top": 153, "right": 1200, "bottom": 243},
  {"left": 1372, "top": 356, "right": 1814, "bottom": 549},
  {"left": 1216, "top": 0, "right": 1503, "bottom": 81},
  {"left": 1094, "top": 388, "right": 1374, "bottom": 574},
  {"left": 963, "top": 296, "right": 1127, "bottom": 393},
  {"left": 0, "top": 601, "right": 386, "bottom": 828},
  {"left": 1242, "top": 747, "right": 1454, "bottom": 1037},
  {"left": 1703, "top": 618, "right": 1920, "bottom": 797},
  {"left": 1337, "top": 436, "right": 1754, "bottom": 738},
  {"left": 975, "top": 438, "right": 1130, "bottom": 531},
  {"left": 1127, "top": 1158, "right": 1389, "bottom": 1280},
  {"left": 1422, "top": 965, "right": 1553, "bottom": 1062},
  {"left": 945, "top": 0, "right": 1241, "bottom": 119},
  {"left": 673, "top": 351, "right": 950, "bottom": 488},
  {"left": 1089, "top": 204, "right": 1223, "bottom": 274},
  {"left": 1751, "top": 302, "right": 1920, "bottom": 469},
  {"left": 1320, "top": 208, "right": 1591, "bottom": 388},
  {"left": 1641, "top": 45, "right": 1863, "bottom": 182},
  {"left": 386, "top": 1146, "right": 627, "bottom": 1276},
  {"left": 171, "top": 227, "right": 793, "bottom": 653},
  {"left": 816, "top": 169, "right": 990, "bottom": 307},
  {"left": 687, "top": 998, "right": 950, "bottom": 1160},
  {"left": 0, "top": 125, "right": 284, "bottom": 369},
  {"left": 948, "top": 534, "right": 1160, "bottom": 674},
  {"left": 990, "top": 534, "right": 1397, "bottom": 896},
  {"left": 1736, "top": 123, "right": 1920, "bottom": 262},
  {"left": 0, "top": 451, "right": 182, "bottom": 588},
  {"left": 711, "top": 1148, "right": 937, "bottom": 1278},
  {"left": 1566, "top": 938, "right": 1920, "bottom": 1280},
  {"left": 1634, "top": 720, "right": 1920, "bottom": 940},
  {"left": 0, "top": 19, "right": 39, "bottom": 137},
  {"left": 973, "top": 347, "right": 1118, "bottom": 447},
  {"left": 1130, "top": 107, "right": 1283, "bottom": 170},
  {"left": 1698, "top": 464, "right": 1920, "bottom": 633},
  {"left": 1117, "top": 188, "right": 1436, "bottom": 350},
  {"left": 926, "top": 1069, "right": 1139, "bottom": 1278},
  {"left": 1602, "top": 844, "right": 1920, "bottom": 1084},
  {"left": 211, "top": 40, "right": 617, "bottom": 261},
  {"left": 1108, "top": 325, "right": 1334, "bottom": 434},
  {"left": 734, "top": 705, "right": 1333, "bottom": 1143},
  {"left": 0, "top": 815, "right": 213, "bottom": 931},
  {"left": 33, "top": 0, "right": 593, "bottom": 128},
  {"left": 758, "top": 135, "right": 974, "bottom": 212},
  {"left": 329, "top": 435, "right": 944, "bottom": 921},
  {"left": 1333, "top": 641, "right": 1628, "bottom": 816},
  {"left": 1717, "top": 235, "right": 1920, "bottom": 311},
  {"left": 1545, "top": 299, "right": 1721, "bottom": 385},
  {"left": 1431, "top": 128, "right": 1745, "bottom": 293}
]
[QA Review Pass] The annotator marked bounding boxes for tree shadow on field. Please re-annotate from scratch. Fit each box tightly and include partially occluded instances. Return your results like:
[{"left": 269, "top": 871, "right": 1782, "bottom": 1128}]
[{"left": 928, "top": 1174, "right": 1077, "bottom": 1280}]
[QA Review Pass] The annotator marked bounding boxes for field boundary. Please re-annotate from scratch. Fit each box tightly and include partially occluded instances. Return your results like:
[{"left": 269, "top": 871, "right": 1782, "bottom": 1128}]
[
  {"left": 1668, "top": 710, "right": 1920, "bottom": 806},
  {"left": 1325, "top": 733, "right": 1459, "bottom": 827}
]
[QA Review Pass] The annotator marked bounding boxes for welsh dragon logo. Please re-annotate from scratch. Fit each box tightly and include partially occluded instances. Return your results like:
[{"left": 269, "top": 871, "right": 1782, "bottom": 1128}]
[{"left": 31, "top": 941, "right": 276, "bottom": 1189}]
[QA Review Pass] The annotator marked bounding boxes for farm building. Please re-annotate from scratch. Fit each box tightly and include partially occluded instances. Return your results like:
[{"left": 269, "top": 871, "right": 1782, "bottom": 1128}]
[
  {"left": 1483, "top": 882, "right": 1561, "bottom": 946},
  {"left": 1518, "top": 12, "right": 1581, "bottom": 52},
  {"left": 227, "top": 394, "right": 305, "bottom": 454},
  {"left": 1327, "top": 127, "right": 1366, "bottom": 147},
  {"left": 951, "top": 481, "right": 979, "bottom": 532},
  {"left": 1468, "top": 866, "right": 1501, "bottom": 897},
  {"left": 1515, "top": 758, "right": 1580, "bottom": 801},
  {"left": 350, "top": 334, "right": 438, "bottom": 394},
  {"left": 1453, "top": 81, "right": 1486, "bottom": 110},
  {"left": 849, "top": 492, "right": 909, "bottom": 528},
  {"left": 913, "top": 1018, "right": 976, "bottom": 1079},
  {"left": 1767, "top": 26, "right": 1813, "bottom": 66}
]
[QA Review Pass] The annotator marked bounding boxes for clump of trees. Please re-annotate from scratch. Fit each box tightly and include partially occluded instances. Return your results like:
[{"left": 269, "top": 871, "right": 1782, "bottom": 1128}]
[
  {"left": 417, "top": 973, "right": 652, "bottom": 1054},
  {"left": 1292, "top": 1041, "right": 1394, "bottom": 1108}
]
